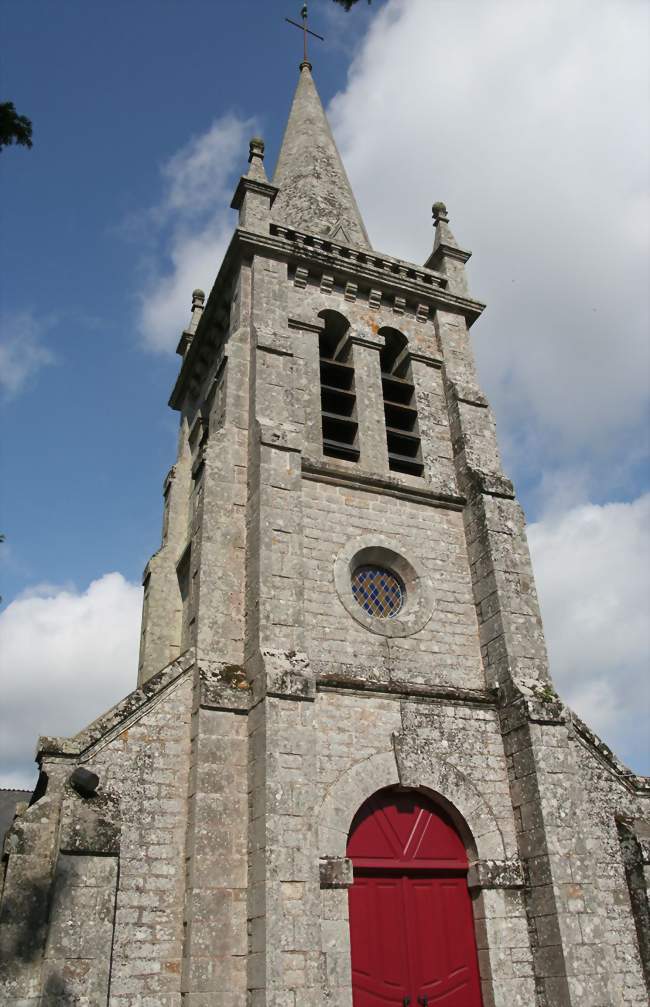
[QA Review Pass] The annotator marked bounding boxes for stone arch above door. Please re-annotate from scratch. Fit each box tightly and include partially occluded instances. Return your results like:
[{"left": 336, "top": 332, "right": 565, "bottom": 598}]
[{"left": 317, "top": 746, "right": 509, "bottom": 863}]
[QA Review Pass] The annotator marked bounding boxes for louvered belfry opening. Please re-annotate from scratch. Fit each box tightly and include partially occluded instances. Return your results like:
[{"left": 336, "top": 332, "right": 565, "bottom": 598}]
[
  {"left": 380, "top": 328, "right": 424, "bottom": 476},
  {"left": 319, "top": 311, "right": 360, "bottom": 463}
]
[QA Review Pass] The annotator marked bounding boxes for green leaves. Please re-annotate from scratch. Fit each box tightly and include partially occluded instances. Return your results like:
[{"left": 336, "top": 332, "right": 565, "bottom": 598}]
[
  {"left": 331, "top": 0, "right": 371, "bottom": 10},
  {"left": 0, "top": 102, "right": 33, "bottom": 152}
]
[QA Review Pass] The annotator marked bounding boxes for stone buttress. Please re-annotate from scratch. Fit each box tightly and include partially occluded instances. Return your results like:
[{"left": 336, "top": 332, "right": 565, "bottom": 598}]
[{"left": 1, "top": 62, "right": 649, "bottom": 1007}]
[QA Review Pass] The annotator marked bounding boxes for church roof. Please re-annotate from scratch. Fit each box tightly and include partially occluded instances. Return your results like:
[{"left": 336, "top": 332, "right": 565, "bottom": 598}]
[{"left": 272, "top": 63, "right": 370, "bottom": 249}]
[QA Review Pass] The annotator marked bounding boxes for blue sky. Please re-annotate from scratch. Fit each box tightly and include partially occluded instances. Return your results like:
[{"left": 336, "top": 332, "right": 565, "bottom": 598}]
[
  {"left": 0, "top": 0, "right": 375, "bottom": 597},
  {"left": 1, "top": 0, "right": 648, "bottom": 785}
]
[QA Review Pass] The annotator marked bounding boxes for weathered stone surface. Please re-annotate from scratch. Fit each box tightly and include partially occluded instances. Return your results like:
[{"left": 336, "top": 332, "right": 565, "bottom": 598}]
[
  {"left": 272, "top": 64, "right": 370, "bottom": 248},
  {"left": 319, "top": 857, "right": 354, "bottom": 889},
  {"left": 59, "top": 785, "right": 120, "bottom": 855},
  {"left": 467, "top": 858, "right": 525, "bottom": 891}
]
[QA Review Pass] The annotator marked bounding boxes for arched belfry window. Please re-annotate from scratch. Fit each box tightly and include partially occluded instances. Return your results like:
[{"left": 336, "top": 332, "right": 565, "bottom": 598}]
[
  {"left": 318, "top": 311, "right": 360, "bottom": 463},
  {"left": 380, "top": 329, "right": 424, "bottom": 476}
]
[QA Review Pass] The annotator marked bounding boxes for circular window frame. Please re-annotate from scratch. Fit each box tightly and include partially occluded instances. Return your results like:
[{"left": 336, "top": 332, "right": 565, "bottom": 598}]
[{"left": 334, "top": 534, "right": 435, "bottom": 638}]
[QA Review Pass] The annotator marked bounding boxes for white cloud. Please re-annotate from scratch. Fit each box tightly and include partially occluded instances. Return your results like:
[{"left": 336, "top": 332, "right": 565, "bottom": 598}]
[
  {"left": 0, "top": 310, "right": 55, "bottom": 397},
  {"left": 0, "top": 573, "right": 141, "bottom": 789},
  {"left": 529, "top": 495, "right": 650, "bottom": 770},
  {"left": 329, "top": 0, "right": 650, "bottom": 486},
  {"left": 137, "top": 114, "right": 255, "bottom": 352}
]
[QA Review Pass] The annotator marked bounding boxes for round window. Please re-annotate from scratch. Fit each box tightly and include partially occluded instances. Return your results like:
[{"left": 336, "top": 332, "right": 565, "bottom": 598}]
[
  {"left": 335, "top": 536, "right": 435, "bottom": 638},
  {"left": 351, "top": 565, "right": 405, "bottom": 620}
]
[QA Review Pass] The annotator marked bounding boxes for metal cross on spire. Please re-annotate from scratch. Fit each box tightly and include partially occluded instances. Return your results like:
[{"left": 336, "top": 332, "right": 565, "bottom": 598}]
[{"left": 285, "top": 3, "right": 324, "bottom": 69}]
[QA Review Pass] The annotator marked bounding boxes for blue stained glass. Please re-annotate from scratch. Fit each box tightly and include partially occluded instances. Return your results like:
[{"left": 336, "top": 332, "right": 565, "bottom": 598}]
[{"left": 351, "top": 565, "right": 405, "bottom": 620}]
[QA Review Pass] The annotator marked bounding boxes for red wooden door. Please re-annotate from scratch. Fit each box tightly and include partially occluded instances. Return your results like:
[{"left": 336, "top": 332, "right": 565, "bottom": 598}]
[{"left": 347, "top": 789, "right": 483, "bottom": 1007}]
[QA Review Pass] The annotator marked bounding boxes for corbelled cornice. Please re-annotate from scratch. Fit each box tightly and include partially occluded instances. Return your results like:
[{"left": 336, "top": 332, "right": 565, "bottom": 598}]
[{"left": 168, "top": 225, "right": 486, "bottom": 412}]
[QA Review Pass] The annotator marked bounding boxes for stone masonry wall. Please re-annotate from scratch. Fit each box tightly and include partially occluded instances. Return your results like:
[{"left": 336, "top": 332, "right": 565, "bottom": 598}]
[
  {"left": 0, "top": 668, "right": 193, "bottom": 1007},
  {"left": 63, "top": 674, "right": 192, "bottom": 1007},
  {"left": 570, "top": 737, "right": 649, "bottom": 1002},
  {"left": 302, "top": 479, "right": 484, "bottom": 691},
  {"left": 41, "top": 853, "right": 118, "bottom": 1005},
  {"left": 314, "top": 689, "right": 535, "bottom": 1007}
]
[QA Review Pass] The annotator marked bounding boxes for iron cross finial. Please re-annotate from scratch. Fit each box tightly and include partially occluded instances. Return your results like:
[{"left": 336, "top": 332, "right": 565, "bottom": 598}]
[{"left": 285, "top": 3, "right": 324, "bottom": 69}]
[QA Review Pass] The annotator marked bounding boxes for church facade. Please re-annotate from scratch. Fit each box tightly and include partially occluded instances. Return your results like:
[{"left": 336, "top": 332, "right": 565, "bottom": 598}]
[{"left": 1, "top": 62, "right": 649, "bottom": 1007}]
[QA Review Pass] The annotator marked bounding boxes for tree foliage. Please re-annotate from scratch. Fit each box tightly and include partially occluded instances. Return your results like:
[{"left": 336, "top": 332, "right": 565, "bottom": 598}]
[
  {"left": 331, "top": 0, "right": 371, "bottom": 9},
  {"left": 0, "top": 102, "right": 33, "bottom": 152}
]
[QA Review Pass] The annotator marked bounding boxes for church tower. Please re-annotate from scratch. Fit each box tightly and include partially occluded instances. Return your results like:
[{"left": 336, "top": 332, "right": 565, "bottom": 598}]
[{"left": 2, "top": 59, "right": 649, "bottom": 1007}]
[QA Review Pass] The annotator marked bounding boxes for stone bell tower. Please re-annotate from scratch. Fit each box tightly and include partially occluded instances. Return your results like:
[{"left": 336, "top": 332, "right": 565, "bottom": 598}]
[{"left": 1, "top": 60, "right": 649, "bottom": 1007}]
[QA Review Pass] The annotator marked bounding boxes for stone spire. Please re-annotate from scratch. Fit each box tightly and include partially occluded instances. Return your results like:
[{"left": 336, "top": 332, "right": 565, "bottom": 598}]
[{"left": 272, "top": 64, "right": 370, "bottom": 248}]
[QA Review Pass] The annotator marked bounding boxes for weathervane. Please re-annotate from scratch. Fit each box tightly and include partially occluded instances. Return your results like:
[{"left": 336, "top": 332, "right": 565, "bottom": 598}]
[{"left": 285, "top": 3, "right": 324, "bottom": 68}]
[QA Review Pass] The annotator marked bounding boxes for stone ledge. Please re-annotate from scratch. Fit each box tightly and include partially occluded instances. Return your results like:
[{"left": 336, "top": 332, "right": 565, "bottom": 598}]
[
  {"left": 499, "top": 696, "right": 567, "bottom": 735},
  {"left": 249, "top": 649, "right": 316, "bottom": 705},
  {"left": 467, "top": 858, "right": 524, "bottom": 891},
  {"left": 255, "top": 328, "right": 293, "bottom": 356},
  {"left": 315, "top": 672, "right": 495, "bottom": 707},
  {"left": 425, "top": 242, "right": 472, "bottom": 269},
  {"left": 230, "top": 175, "right": 279, "bottom": 212},
  {"left": 349, "top": 330, "right": 385, "bottom": 350},
  {"left": 409, "top": 349, "right": 443, "bottom": 368},
  {"left": 301, "top": 457, "right": 466, "bottom": 510},
  {"left": 259, "top": 421, "right": 303, "bottom": 453},
  {"left": 198, "top": 663, "right": 251, "bottom": 711},
  {"left": 288, "top": 315, "right": 324, "bottom": 334},
  {"left": 319, "top": 857, "right": 354, "bottom": 889},
  {"left": 449, "top": 381, "right": 487, "bottom": 407},
  {"left": 465, "top": 467, "right": 515, "bottom": 500}
]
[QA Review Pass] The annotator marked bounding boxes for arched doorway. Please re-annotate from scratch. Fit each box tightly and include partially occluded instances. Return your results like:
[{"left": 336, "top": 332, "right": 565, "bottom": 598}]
[{"left": 346, "top": 787, "right": 483, "bottom": 1006}]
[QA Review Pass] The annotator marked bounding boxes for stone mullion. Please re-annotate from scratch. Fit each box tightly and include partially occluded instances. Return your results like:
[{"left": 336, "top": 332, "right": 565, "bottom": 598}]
[
  {"left": 291, "top": 323, "right": 323, "bottom": 462},
  {"left": 409, "top": 356, "right": 458, "bottom": 496},
  {"left": 348, "top": 330, "right": 389, "bottom": 474}
]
